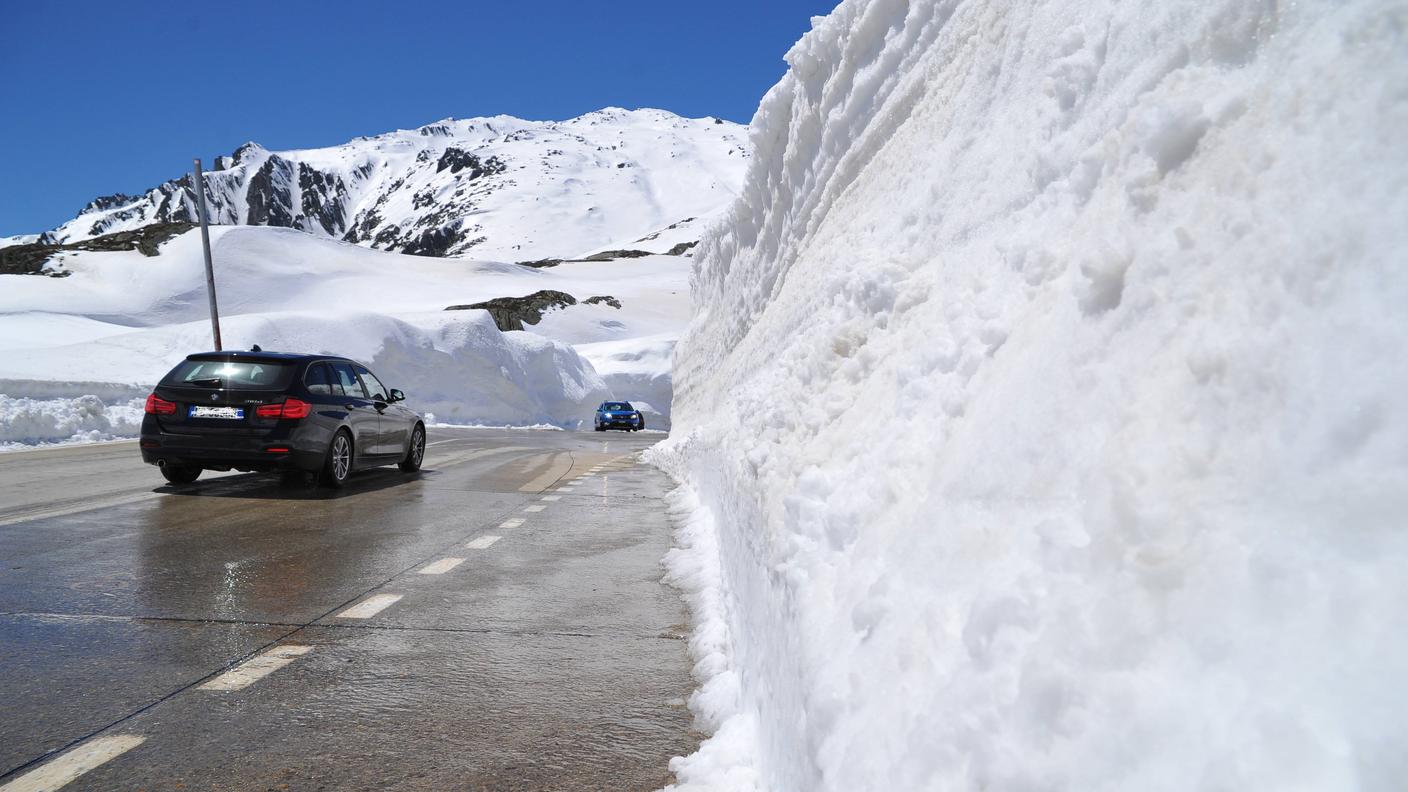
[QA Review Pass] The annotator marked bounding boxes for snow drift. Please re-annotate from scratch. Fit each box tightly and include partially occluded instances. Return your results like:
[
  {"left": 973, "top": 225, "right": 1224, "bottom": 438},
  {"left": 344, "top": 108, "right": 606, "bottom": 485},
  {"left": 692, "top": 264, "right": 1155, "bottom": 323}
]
[
  {"left": 0, "top": 310, "right": 609, "bottom": 433},
  {"left": 654, "top": 0, "right": 1408, "bottom": 790}
]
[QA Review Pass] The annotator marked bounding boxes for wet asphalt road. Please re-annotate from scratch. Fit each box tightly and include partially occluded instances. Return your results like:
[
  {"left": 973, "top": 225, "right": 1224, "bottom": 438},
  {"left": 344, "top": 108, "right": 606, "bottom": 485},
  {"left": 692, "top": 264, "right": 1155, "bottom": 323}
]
[{"left": 0, "top": 428, "right": 696, "bottom": 791}]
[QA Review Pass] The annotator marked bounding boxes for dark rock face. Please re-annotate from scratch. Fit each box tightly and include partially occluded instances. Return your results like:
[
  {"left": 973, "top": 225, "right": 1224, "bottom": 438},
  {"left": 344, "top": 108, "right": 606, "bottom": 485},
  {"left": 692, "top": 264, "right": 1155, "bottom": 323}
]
[
  {"left": 444, "top": 290, "right": 578, "bottom": 332},
  {"left": 401, "top": 225, "right": 464, "bottom": 257},
  {"left": 298, "top": 164, "right": 348, "bottom": 235},
  {"left": 583, "top": 295, "right": 622, "bottom": 309},
  {"left": 0, "top": 244, "right": 55, "bottom": 275},
  {"left": 515, "top": 258, "right": 565, "bottom": 269},
  {"left": 0, "top": 222, "right": 195, "bottom": 275},
  {"left": 344, "top": 210, "right": 383, "bottom": 244},
  {"left": 665, "top": 241, "right": 698, "bottom": 255},
  {"left": 230, "top": 142, "right": 264, "bottom": 165},
  {"left": 246, "top": 156, "right": 297, "bottom": 228},
  {"left": 81, "top": 194, "right": 138, "bottom": 214},
  {"left": 435, "top": 148, "right": 508, "bottom": 180},
  {"left": 152, "top": 176, "right": 197, "bottom": 225}
]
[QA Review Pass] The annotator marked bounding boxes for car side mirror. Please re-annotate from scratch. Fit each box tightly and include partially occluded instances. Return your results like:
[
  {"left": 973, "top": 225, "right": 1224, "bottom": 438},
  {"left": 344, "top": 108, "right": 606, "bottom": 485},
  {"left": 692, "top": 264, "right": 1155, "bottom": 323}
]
[{"left": 389, "top": 389, "right": 405, "bottom": 403}]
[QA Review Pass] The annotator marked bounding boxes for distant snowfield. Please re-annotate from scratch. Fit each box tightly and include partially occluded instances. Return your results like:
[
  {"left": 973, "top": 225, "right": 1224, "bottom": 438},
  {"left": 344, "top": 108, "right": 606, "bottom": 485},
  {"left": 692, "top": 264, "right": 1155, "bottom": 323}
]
[
  {"left": 0, "top": 222, "right": 699, "bottom": 445},
  {"left": 654, "top": 0, "right": 1408, "bottom": 790}
]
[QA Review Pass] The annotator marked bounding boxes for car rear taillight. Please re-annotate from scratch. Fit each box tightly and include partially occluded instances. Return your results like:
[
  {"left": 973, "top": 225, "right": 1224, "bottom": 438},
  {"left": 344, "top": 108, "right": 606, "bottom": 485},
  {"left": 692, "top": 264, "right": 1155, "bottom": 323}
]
[
  {"left": 145, "top": 394, "right": 177, "bottom": 415},
  {"left": 255, "top": 398, "right": 312, "bottom": 420}
]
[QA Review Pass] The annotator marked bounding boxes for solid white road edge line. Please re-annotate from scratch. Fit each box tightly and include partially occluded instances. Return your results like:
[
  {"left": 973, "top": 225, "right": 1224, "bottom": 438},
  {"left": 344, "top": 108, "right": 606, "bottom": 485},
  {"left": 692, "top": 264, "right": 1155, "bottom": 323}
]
[
  {"left": 0, "top": 491, "right": 157, "bottom": 529},
  {"left": 199, "top": 645, "right": 312, "bottom": 692},
  {"left": 499, "top": 518, "right": 524, "bottom": 529},
  {"left": 336, "top": 593, "right": 403, "bottom": 619},
  {"left": 466, "top": 535, "right": 501, "bottom": 549},
  {"left": 417, "top": 557, "right": 466, "bottom": 575},
  {"left": 0, "top": 734, "right": 146, "bottom": 792}
]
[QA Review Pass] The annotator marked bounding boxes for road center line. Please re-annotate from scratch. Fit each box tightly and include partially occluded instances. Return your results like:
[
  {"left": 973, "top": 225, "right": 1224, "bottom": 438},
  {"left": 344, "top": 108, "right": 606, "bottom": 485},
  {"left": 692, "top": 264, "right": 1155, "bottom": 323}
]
[
  {"left": 540, "top": 495, "right": 561, "bottom": 502},
  {"left": 417, "top": 557, "right": 466, "bottom": 575},
  {"left": 466, "top": 535, "right": 501, "bottom": 549},
  {"left": 556, "top": 487, "right": 576, "bottom": 492},
  {"left": 0, "top": 734, "right": 146, "bottom": 792},
  {"left": 499, "top": 518, "right": 524, "bottom": 529},
  {"left": 199, "top": 645, "right": 312, "bottom": 691},
  {"left": 523, "top": 505, "right": 545, "bottom": 513},
  {"left": 336, "top": 593, "right": 403, "bottom": 619}
]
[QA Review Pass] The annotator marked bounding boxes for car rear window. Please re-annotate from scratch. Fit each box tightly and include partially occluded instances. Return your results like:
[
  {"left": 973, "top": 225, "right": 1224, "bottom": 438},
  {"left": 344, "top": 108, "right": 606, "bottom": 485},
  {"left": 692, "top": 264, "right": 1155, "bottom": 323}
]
[
  {"left": 329, "top": 362, "right": 368, "bottom": 398},
  {"left": 305, "top": 362, "right": 334, "bottom": 395},
  {"left": 161, "top": 359, "right": 297, "bottom": 390}
]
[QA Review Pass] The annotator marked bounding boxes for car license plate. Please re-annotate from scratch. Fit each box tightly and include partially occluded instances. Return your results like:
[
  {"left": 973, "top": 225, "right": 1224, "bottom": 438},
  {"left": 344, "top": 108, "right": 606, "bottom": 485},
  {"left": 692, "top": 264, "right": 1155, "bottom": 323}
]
[{"left": 189, "top": 405, "right": 244, "bottom": 420}]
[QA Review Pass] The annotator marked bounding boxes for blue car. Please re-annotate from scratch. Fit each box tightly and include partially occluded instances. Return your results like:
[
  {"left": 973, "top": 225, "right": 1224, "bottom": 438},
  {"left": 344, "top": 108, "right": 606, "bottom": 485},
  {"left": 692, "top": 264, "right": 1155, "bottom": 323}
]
[{"left": 595, "top": 401, "right": 645, "bottom": 432}]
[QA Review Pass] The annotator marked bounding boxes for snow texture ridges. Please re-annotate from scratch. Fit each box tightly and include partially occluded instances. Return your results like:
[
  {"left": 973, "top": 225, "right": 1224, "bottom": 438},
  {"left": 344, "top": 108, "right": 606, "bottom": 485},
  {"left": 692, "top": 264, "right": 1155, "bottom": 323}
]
[{"left": 652, "top": 0, "right": 1408, "bottom": 789}]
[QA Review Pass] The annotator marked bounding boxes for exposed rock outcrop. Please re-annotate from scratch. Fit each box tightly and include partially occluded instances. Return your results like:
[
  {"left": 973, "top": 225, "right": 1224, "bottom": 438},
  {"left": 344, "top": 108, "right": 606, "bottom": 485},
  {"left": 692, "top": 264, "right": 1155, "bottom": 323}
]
[
  {"left": 0, "top": 222, "right": 195, "bottom": 275},
  {"left": 579, "top": 249, "right": 653, "bottom": 261},
  {"left": 444, "top": 290, "right": 578, "bottom": 331}
]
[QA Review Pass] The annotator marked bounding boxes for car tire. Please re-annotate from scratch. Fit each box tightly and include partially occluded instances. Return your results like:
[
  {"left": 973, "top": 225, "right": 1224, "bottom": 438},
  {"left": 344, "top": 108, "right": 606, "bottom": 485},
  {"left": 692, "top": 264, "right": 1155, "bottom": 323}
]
[
  {"left": 594, "top": 425, "right": 604, "bottom": 432},
  {"left": 321, "top": 430, "right": 353, "bottom": 489},
  {"left": 160, "top": 464, "right": 201, "bottom": 485},
  {"left": 399, "top": 424, "right": 425, "bottom": 473}
]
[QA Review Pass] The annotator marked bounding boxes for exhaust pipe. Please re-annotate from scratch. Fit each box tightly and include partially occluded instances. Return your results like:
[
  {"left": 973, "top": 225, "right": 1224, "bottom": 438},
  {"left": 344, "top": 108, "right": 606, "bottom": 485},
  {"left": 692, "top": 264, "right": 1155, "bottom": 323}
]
[{"left": 157, "top": 459, "right": 167, "bottom": 468}]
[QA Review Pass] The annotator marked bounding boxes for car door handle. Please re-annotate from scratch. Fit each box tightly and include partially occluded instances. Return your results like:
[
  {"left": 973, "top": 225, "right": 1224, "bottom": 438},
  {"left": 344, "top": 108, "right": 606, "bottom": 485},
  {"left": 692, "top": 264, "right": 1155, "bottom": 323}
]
[{"left": 345, "top": 403, "right": 360, "bottom": 410}]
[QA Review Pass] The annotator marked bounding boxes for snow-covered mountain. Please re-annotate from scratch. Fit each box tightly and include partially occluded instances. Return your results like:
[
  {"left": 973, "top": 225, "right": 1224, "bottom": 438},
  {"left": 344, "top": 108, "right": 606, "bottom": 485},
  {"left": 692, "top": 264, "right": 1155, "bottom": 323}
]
[{"left": 44, "top": 108, "right": 748, "bottom": 261}]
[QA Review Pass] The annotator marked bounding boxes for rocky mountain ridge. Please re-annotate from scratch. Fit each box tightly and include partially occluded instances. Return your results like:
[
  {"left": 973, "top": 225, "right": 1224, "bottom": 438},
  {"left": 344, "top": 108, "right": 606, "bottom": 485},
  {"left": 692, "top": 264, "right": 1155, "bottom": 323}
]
[{"left": 40, "top": 108, "right": 748, "bottom": 262}]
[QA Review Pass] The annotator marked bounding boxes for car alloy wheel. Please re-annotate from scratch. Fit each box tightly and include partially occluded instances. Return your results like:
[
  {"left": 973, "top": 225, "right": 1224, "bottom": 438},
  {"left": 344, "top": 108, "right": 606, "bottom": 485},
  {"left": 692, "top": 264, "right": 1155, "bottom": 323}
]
[{"left": 332, "top": 434, "right": 350, "bottom": 481}]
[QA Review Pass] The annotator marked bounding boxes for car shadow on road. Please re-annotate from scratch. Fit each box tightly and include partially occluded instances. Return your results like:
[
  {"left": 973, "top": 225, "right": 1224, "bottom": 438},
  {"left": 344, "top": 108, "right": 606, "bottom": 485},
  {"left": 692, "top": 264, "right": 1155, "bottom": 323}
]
[{"left": 154, "top": 468, "right": 424, "bottom": 500}]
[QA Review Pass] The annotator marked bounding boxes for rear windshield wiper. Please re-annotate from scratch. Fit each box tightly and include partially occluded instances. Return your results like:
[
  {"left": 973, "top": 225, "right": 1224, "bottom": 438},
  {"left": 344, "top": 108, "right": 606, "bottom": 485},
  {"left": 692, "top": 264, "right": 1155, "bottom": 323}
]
[{"left": 186, "top": 377, "right": 224, "bottom": 387}]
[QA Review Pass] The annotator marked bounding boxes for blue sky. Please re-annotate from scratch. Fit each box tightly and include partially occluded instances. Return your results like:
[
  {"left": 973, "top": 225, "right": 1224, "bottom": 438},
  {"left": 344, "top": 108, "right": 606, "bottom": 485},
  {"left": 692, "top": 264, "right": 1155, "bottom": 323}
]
[{"left": 0, "top": 0, "right": 836, "bottom": 236}]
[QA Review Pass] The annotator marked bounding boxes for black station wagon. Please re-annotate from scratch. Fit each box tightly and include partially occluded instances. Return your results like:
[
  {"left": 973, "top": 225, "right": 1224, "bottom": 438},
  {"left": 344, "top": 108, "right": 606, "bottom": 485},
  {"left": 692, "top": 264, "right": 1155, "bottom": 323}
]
[{"left": 139, "top": 350, "right": 425, "bottom": 487}]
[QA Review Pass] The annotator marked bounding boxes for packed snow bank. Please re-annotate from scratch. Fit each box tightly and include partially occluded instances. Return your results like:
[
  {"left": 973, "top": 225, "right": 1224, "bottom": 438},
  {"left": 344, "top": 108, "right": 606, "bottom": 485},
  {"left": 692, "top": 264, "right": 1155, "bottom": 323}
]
[
  {"left": 0, "top": 381, "right": 147, "bottom": 449},
  {"left": 0, "top": 394, "right": 144, "bottom": 449},
  {"left": 654, "top": 0, "right": 1408, "bottom": 790},
  {"left": 0, "top": 311, "right": 609, "bottom": 429}
]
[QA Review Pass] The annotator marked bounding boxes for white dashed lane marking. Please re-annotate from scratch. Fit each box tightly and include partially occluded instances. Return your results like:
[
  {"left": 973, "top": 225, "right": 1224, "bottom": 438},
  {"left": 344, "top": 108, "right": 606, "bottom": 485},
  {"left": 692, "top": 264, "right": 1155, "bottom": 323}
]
[
  {"left": 540, "top": 495, "right": 561, "bottom": 502},
  {"left": 199, "top": 645, "right": 312, "bottom": 691},
  {"left": 499, "top": 518, "right": 524, "bottom": 529},
  {"left": 0, "top": 734, "right": 146, "bottom": 792},
  {"left": 466, "top": 535, "right": 501, "bottom": 549},
  {"left": 417, "top": 557, "right": 465, "bottom": 575},
  {"left": 557, "top": 487, "right": 576, "bottom": 492},
  {"left": 523, "top": 505, "right": 545, "bottom": 513},
  {"left": 336, "top": 593, "right": 403, "bottom": 619}
]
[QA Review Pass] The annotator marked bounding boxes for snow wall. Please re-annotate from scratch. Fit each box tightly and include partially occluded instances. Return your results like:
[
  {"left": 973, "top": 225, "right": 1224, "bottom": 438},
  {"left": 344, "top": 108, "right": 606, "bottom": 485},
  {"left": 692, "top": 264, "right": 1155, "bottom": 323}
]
[{"left": 651, "top": 0, "right": 1408, "bottom": 790}]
